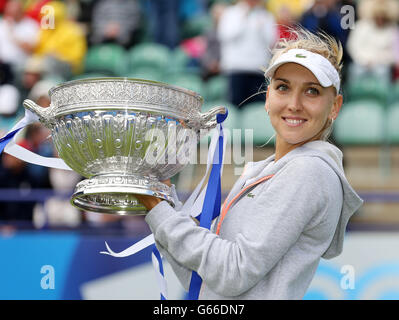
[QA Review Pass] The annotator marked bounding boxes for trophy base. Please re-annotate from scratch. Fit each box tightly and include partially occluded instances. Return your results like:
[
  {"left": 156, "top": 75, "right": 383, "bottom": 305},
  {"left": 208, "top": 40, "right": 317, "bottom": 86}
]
[{"left": 70, "top": 174, "right": 174, "bottom": 215}]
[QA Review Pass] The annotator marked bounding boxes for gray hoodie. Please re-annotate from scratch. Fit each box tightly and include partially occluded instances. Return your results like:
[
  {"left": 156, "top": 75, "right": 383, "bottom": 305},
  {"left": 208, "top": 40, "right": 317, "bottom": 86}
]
[{"left": 145, "top": 140, "right": 364, "bottom": 299}]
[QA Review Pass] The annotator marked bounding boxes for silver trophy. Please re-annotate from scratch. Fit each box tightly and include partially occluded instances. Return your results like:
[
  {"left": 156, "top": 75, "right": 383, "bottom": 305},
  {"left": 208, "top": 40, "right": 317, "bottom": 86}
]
[{"left": 23, "top": 78, "right": 225, "bottom": 215}]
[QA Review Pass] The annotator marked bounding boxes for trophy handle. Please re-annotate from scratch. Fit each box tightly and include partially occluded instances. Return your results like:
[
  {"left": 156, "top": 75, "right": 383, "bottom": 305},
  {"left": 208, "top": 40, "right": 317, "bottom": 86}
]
[
  {"left": 23, "top": 99, "right": 55, "bottom": 128},
  {"left": 195, "top": 106, "right": 227, "bottom": 130}
]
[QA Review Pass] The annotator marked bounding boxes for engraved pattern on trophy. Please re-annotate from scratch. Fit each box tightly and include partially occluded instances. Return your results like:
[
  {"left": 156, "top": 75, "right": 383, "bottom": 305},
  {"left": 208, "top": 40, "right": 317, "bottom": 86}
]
[
  {"left": 49, "top": 79, "right": 204, "bottom": 122},
  {"left": 23, "top": 78, "right": 225, "bottom": 215}
]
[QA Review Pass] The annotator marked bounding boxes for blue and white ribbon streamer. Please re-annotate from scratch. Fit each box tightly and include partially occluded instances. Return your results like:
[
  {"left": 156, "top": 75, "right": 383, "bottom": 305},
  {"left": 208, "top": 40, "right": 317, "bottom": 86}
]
[
  {"left": 0, "top": 128, "right": 23, "bottom": 153},
  {"left": 0, "top": 109, "right": 38, "bottom": 153},
  {"left": 151, "top": 244, "right": 168, "bottom": 300},
  {"left": 188, "top": 112, "right": 226, "bottom": 300},
  {"left": 0, "top": 109, "right": 72, "bottom": 170}
]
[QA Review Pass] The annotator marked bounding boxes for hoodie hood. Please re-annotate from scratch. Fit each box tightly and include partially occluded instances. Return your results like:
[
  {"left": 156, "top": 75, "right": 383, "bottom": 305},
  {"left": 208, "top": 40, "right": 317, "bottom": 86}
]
[
  {"left": 302, "top": 141, "right": 363, "bottom": 259},
  {"left": 236, "top": 140, "right": 363, "bottom": 259}
]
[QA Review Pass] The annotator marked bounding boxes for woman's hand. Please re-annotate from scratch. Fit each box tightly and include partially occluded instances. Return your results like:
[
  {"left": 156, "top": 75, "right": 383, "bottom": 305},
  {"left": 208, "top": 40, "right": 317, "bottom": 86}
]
[
  {"left": 135, "top": 179, "right": 172, "bottom": 211},
  {"left": 135, "top": 194, "right": 162, "bottom": 211}
]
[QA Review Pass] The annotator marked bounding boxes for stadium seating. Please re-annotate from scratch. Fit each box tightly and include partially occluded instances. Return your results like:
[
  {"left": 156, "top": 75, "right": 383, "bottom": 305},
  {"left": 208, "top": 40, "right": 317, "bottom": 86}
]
[
  {"left": 128, "top": 42, "right": 171, "bottom": 74},
  {"left": 168, "top": 47, "right": 191, "bottom": 73},
  {"left": 240, "top": 102, "right": 274, "bottom": 146},
  {"left": 127, "top": 66, "right": 164, "bottom": 82},
  {"left": 72, "top": 73, "right": 110, "bottom": 80},
  {"left": 84, "top": 44, "right": 127, "bottom": 76},
  {"left": 166, "top": 72, "right": 205, "bottom": 97},
  {"left": 345, "top": 76, "right": 390, "bottom": 106},
  {"left": 387, "top": 102, "right": 399, "bottom": 144},
  {"left": 391, "top": 81, "right": 399, "bottom": 105},
  {"left": 204, "top": 75, "right": 228, "bottom": 102},
  {"left": 334, "top": 100, "right": 386, "bottom": 145}
]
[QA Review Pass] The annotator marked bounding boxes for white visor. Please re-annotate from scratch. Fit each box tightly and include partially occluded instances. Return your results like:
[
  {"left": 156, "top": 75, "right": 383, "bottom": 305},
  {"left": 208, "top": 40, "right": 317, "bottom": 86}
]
[{"left": 264, "top": 49, "right": 340, "bottom": 93}]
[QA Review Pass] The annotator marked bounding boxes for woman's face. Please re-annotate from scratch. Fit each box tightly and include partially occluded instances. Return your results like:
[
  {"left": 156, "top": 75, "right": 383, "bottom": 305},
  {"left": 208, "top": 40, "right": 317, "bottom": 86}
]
[{"left": 266, "top": 62, "right": 342, "bottom": 146}]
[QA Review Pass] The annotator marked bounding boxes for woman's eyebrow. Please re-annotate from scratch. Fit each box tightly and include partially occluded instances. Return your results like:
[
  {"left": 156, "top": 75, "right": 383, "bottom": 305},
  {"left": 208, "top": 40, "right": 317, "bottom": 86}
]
[
  {"left": 274, "top": 78, "right": 322, "bottom": 87},
  {"left": 304, "top": 82, "right": 322, "bottom": 87},
  {"left": 274, "top": 78, "right": 289, "bottom": 83}
]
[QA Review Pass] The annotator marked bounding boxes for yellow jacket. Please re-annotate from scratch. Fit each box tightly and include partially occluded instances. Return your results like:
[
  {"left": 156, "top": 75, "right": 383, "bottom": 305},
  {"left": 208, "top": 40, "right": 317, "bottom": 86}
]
[
  {"left": 34, "top": 1, "right": 87, "bottom": 74},
  {"left": 266, "top": 0, "right": 313, "bottom": 20}
]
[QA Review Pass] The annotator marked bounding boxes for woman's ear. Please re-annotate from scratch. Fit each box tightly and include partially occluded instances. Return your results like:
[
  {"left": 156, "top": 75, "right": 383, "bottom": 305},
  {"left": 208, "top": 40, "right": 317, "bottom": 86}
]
[
  {"left": 265, "top": 86, "right": 270, "bottom": 113},
  {"left": 330, "top": 94, "right": 343, "bottom": 120}
]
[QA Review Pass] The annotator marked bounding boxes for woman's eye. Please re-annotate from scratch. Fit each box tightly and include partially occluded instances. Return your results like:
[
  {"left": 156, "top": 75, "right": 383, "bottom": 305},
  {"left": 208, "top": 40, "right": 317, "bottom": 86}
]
[
  {"left": 276, "top": 84, "right": 288, "bottom": 91},
  {"left": 306, "top": 87, "right": 320, "bottom": 95}
]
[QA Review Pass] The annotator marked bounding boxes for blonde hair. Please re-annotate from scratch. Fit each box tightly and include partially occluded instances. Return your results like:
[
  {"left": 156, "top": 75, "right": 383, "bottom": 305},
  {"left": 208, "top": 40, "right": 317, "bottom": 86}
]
[
  {"left": 267, "top": 27, "right": 343, "bottom": 82},
  {"left": 266, "top": 27, "right": 343, "bottom": 142}
]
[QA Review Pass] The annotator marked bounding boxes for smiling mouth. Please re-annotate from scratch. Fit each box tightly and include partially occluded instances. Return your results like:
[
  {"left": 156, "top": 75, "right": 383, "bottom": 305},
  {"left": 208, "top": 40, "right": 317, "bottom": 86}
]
[{"left": 282, "top": 117, "right": 307, "bottom": 127}]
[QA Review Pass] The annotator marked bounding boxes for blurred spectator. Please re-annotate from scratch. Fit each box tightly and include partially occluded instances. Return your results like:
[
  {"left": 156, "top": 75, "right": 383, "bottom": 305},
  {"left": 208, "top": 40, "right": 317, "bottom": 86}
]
[
  {"left": 63, "top": 0, "right": 80, "bottom": 21},
  {"left": 300, "top": 0, "right": 350, "bottom": 62},
  {"left": 90, "top": 0, "right": 141, "bottom": 48},
  {"left": 0, "top": 151, "right": 35, "bottom": 222},
  {"left": 0, "top": 0, "right": 7, "bottom": 13},
  {"left": 23, "top": 123, "right": 53, "bottom": 185},
  {"left": 27, "top": 78, "right": 55, "bottom": 108},
  {"left": 266, "top": 0, "right": 312, "bottom": 19},
  {"left": 17, "top": 79, "right": 56, "bottom": 225},
  {"left": 0, "top": 136, "right": 50, "bottom": 223},
  {"left": 300, "top": 0, "right": 341, "bottom": 34},
  {"left": 33, "top": 166, "right": 82, "bottom": 229},
  {"left": 34, "top": 1, "right": 87, "bottom": 79},
  {"left": 200, "top": 2, "right": 226, "bottom": 80},
  {"left": 0, "top": 60, "right": 14, "bottom": 86},
  {"left": 0, "top": 76, "right": 79, "bottom": 228},
  {"left": 267, "top": 0, "right": 312, "bottom": 39},
  {"left": 0, "top": 0, "right": 40, "bottom": 75},
  {"left": 76, "top": 0, "right": 94, "bottom": 24},
  {"left": 18, "top": 56, "right": 45, "bottom": 103},
  {"left": 180, "top": 0, "right": 206, "bottom": 20},
  {"left": 24, "top": 79, "right": 57, "bottom": 185},
  {"left": 217, "top": 0, "right": 276, "bottom": 108},
  {"left": 147, "top": 0, "right": 181, "bottom": 49},
  {"left": 73, "top": 0, "right": 95, "bottom": 41},
  {"left": 25, "top": 0, "right": 51, "bottom": 23},
  {"left": 0, "top": 83, "right": 20, "bottom": 117},
  {"left": 395, "top": 28, "right": 399, "bottom": 81},
  {"left": 0, "top": 61, "right": 20, "bottom": 132},
  {"left": 273, "top": 5, "right": 299, "bottom": 40},
  {"left": 24, "top": 79, "right": 56, "bottom": 186},
  {"left": 347, "top": 0, "right": 399, "bottom": 83}
]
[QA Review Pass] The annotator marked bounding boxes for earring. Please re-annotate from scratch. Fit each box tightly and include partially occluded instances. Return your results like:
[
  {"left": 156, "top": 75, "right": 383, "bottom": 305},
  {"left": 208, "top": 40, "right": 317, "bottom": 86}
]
[{"left": 266, "top": 109, "right": 270, "bottom": 115}]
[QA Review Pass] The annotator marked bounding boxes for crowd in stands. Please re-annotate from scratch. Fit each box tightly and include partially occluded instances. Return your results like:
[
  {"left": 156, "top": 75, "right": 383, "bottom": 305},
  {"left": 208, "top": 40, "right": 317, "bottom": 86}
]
[{"left": 0, "top": 0, "right": 398, "bottom": 228}]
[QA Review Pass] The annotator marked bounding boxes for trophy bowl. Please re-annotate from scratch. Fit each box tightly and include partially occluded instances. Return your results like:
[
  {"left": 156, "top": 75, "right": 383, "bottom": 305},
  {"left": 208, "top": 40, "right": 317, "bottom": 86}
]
[{"left": 23, "top": 78, "right": 225, "bottom": 215}]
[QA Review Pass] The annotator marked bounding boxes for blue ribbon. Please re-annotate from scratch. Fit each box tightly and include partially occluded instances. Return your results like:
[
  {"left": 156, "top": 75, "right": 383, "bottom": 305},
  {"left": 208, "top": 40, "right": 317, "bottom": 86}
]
[
  {"left": 152, "top": 244, "right": 167, "bottom": 300},
  {"left": 188, "top": 110, "right": 227, "bottom": 300},
  {"left": 0, "top": 128, "right": 23, "bottom": 154}
]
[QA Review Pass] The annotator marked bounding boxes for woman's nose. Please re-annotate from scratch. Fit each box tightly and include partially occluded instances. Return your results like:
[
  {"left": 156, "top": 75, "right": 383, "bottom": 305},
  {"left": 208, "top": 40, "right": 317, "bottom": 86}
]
[{"left": 288, "top": 92, "right": 303, "bottom": 112}]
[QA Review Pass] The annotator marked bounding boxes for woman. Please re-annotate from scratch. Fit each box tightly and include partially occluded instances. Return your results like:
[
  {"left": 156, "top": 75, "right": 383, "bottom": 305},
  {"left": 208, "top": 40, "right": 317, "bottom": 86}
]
[
  {"left": 217, "top": 0, "right": 277, "bottom": 108},
  {"left": 136, "top": 29, "right": 364, "bottom": 299},
  {"left": 346, "top": 0, "right": 399, "bottom": 83}
]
